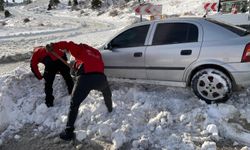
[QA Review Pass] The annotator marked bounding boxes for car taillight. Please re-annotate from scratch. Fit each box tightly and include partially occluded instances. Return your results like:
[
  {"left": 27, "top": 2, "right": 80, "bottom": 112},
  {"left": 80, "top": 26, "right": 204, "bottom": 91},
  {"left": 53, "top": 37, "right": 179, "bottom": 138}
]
[{"left": 241, "top": 43, "right": 250, "bottom": 62}]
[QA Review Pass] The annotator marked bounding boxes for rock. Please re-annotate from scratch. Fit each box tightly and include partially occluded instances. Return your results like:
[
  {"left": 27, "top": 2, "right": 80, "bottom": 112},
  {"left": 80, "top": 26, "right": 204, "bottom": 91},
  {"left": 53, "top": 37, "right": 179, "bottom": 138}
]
[
  {"left": 4, "top": 10, "right": 11, "bottom": 18},
  {"left": 109, "top": 9, "right": 118, "bottom": 17},
  {"left": 23, "top": 18, "right": 30, "bottom": 23},
  {"left": 0, "top": 139, "right": 3, "bottom": 146}
]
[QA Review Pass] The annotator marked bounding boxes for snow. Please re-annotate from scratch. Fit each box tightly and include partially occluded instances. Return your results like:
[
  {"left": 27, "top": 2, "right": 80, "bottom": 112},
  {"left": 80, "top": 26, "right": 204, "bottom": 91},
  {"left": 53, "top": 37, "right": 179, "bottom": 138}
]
[
  {"left": 14, "top": 134, "right": 21, "bottom": 140},
  {"left": 201, "top": 141, "right": 216, "bottom": 150},
  {"left": 1, "top": 0, "right": 250, "bottom": 149},
  {"left": 75, "top": 130, "right": 87, "bottom": 141}
]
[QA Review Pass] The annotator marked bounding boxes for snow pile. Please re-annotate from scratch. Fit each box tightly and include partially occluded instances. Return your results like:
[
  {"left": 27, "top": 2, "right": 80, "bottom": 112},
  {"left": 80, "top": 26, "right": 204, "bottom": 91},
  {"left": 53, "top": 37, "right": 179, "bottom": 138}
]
[
  {"left": 1, "top": 0, "right": 250, "bottom": 149},
  {"left": 0, "top": 67, "right": 250, "bottom": 149}
]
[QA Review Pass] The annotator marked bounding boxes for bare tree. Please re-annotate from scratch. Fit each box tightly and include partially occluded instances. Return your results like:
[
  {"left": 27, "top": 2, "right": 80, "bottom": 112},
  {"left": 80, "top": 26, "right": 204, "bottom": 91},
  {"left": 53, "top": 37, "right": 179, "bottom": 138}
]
[
  {"left": 68, "top": 0, "right": 72, "bottom": 6},
  {"left": 48, "top": 0, "right": 60, "bottom": 10},
  {"left": 0, "top": 0, "right": 4, "bottom": 11},
  {"left": 73, "top": 0, "right": 78, "bottom": 6}
]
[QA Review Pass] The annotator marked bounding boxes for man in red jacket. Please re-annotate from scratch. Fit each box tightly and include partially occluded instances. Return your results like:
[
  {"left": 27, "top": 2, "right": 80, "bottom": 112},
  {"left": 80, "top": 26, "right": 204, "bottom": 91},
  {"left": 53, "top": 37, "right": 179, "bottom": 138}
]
[
  {"left": 30, "top": 46, "right": 74, "bottom": 107},
  {"left": 45, "top": 41, "right": 113, "bottom": 141}
]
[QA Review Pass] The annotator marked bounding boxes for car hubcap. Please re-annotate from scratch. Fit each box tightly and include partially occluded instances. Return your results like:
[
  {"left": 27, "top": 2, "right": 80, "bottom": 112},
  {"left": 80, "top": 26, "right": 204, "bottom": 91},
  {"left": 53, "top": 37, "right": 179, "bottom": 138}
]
[{"left": 197, "top": 70, "right": 229, "bottom": 101}]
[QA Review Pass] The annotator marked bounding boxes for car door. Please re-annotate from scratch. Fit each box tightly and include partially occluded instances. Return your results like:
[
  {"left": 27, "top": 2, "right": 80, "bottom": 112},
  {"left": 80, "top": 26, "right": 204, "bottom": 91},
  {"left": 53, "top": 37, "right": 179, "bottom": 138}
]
[
  {"left": 145, "top": 21, "right": 203, "bottom": 81},
  {"left": 102, "top": 24, "right": 151, "bottom": 79}
]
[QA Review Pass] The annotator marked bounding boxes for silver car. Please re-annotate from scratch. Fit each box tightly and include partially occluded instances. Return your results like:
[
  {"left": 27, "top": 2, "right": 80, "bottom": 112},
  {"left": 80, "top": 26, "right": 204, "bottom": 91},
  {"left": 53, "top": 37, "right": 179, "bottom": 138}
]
[{"left": 99, "top": 17, "right": 250, "bottom": 104}]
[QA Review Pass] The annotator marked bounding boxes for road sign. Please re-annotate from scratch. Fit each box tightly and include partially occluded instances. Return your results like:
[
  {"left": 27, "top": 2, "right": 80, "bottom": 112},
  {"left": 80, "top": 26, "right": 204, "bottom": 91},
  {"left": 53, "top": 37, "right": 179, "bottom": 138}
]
[
  {"left": 203, "top": 2, "right": 218, "bottom": 12},
  {"left": 134, "top": 3, "right": 162, "bottom": 15}
]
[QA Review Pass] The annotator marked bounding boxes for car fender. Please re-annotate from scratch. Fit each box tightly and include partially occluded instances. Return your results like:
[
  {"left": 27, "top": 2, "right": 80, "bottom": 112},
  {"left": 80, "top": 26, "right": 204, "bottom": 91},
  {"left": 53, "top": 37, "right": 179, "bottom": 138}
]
[{"left": 183, "top": 59, "right": 235, "bottom": 86}]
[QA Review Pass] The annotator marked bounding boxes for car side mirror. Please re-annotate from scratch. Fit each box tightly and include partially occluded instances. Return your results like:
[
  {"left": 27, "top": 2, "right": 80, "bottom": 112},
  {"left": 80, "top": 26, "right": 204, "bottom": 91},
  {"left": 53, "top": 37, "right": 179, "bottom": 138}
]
[{"left": 104, "top": 43, "right": 112, "bottom": 50}]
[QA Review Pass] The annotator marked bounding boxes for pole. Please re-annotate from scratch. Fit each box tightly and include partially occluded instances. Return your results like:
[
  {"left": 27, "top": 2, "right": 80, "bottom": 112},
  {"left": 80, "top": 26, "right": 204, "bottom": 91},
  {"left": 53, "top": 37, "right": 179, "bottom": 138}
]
[
  {"left": 139, "top": 0, "right": 142, "bottom": 22},
  {"left": 218, "top": 0, "right": 221, "bottom": 12},
  {"left": 50, "top": 51, "right": 73, "bottom": 69},
  {"left": 248, "top": 0, "right": 250, "bottom": 14}
]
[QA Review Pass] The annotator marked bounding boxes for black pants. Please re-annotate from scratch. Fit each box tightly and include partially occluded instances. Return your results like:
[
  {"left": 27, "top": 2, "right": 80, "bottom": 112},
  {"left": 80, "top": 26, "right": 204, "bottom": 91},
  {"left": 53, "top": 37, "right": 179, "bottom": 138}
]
[
  {"left": 66, "top": 73, "right": 112, "bottom": 129},
  {"left": 43, "top": 60, "right": 74, "bottom": 105}
]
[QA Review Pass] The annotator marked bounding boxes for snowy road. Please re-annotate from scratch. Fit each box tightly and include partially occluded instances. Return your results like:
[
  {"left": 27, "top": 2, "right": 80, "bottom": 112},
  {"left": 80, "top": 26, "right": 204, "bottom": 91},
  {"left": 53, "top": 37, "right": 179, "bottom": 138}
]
[{"left": 0, "top": 4, "right": 120, "bottom": 73}]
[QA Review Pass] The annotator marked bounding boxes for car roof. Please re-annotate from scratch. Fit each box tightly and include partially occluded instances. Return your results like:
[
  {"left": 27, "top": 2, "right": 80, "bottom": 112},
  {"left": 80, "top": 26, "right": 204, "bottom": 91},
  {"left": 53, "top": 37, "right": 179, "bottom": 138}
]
[{"left": 134, "top": 17, "right": 206, "bottom": 25}]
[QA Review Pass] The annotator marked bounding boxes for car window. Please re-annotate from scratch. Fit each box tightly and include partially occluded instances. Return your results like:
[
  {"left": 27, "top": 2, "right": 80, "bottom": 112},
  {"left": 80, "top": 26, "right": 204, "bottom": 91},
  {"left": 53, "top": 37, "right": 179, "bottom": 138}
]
[
  {"left": 111, "top": 25, "right": 150, "bottom": 48},
  {"left": 206, "top": 18, "right": 248, "bottom": 36},
  {"left": 152, "top": 23, "right": 198, "bottom": 45}
]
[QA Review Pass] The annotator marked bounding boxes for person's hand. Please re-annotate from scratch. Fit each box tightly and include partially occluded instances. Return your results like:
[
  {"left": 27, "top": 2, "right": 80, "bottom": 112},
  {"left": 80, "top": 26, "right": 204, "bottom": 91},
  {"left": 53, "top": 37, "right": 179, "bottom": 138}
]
[{"left": 45, "top": 43, "right": 53, "bottom": 52}]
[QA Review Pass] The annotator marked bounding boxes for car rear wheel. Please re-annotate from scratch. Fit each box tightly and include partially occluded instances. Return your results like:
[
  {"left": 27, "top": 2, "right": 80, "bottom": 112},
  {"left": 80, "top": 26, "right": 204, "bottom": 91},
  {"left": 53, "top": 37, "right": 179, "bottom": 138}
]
[{"left": 191, "top": 68, "right": 232, "bottom": 104}]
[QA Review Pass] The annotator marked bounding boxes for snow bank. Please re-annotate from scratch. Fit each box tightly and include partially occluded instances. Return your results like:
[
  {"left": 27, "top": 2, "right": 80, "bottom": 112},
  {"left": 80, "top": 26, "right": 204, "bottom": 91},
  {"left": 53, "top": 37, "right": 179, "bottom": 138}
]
[{"left": 0, "top": 67, "right": 250, "bottom": 149}]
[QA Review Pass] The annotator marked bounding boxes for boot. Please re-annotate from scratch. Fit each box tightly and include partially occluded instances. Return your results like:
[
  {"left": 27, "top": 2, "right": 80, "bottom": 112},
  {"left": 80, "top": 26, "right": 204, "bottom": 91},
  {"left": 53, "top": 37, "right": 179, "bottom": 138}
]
[
  {"left": 45, "top": 95, "right": 54, "bottom": 107},
  {"left": 59, "top": 127, "right": 75, "bottom": 141},
  {"left": 45, "top": 101, "right": 54, "bottom": 107},
  {"left": 108, "top": 106, "right": 112, "bottom": 113}
]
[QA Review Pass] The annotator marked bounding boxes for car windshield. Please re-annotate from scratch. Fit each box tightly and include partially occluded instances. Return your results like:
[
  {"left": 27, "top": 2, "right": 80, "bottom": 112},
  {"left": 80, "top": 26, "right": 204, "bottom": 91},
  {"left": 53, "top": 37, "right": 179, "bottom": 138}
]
[{"left": 206, "top": 18, "right": 249, "bottom": 36}]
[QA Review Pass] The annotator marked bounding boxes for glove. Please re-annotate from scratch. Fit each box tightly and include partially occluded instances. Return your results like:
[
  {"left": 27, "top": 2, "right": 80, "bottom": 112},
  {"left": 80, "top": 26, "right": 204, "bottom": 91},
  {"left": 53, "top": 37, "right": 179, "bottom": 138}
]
[
  {"left": 45, "top": 43, "right": 53, "bottom": 52},
  {"left": 70, "top": 68, "right": 78, "bottom": 77},
  {"left": 69, "top": 61, "right": 78, "bottom": 77}
]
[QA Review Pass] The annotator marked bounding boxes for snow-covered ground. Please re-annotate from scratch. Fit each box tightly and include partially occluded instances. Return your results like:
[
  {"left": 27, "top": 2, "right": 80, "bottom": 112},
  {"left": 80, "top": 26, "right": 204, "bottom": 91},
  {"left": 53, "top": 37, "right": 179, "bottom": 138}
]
[{"left": 0, "top": 0, "right": 250, "bottom": 149}]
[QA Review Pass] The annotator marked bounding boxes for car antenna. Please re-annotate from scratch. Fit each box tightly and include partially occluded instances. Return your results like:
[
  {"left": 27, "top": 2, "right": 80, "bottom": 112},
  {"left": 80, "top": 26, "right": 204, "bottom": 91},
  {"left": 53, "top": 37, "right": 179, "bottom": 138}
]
[{"left": 203, "top": 10, "right": 208, "bottom": 18}]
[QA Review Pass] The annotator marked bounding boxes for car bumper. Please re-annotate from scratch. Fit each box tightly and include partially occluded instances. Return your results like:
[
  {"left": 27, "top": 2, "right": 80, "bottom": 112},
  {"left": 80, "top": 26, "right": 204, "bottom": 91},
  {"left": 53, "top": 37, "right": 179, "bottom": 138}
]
[
  {"left": 231, "top": 71, "right": 250, "bottom": 88},
  {"left": 225, "top": 63, "right": 250, "bottom": 88}
]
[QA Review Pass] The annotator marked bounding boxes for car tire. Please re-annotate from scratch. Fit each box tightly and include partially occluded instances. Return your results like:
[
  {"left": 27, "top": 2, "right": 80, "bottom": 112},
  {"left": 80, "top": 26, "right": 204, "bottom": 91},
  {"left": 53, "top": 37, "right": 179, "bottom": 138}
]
[{"left": 191, "top": 68, "right": 232, "bottom": 104}]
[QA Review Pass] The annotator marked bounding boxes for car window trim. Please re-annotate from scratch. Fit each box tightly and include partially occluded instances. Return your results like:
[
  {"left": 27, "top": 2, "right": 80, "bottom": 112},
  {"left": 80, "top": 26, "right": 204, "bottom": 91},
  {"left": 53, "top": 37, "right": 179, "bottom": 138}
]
[{"left": 110, "top": 24, "right": 151, "bottom": 49}]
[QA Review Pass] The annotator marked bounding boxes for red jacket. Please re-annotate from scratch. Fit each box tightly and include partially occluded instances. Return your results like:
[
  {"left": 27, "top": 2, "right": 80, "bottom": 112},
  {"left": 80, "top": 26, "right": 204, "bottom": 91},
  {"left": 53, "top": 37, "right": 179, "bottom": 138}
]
[
  {"left": 30, "top": 46, "right": 64, "bottom": 80},
  {"left": 52, "top": 41, "right": 104, "bottom": 74}
]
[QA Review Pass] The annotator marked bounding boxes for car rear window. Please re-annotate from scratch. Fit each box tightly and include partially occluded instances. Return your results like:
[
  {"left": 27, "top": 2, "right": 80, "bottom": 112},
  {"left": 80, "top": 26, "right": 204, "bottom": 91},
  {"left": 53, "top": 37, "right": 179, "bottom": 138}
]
[{"left": 206, "top": 18, "right": 249, "bottom": 36}]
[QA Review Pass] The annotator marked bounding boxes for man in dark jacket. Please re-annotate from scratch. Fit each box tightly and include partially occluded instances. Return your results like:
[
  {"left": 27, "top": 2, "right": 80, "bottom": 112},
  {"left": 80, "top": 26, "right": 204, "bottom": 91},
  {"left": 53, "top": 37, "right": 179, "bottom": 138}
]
[
  {"left": 30, "top": 46, "right": 74, "bottom": 107},
  {"left": 45, "top": 41, "right": 113, "bottom": 141}
]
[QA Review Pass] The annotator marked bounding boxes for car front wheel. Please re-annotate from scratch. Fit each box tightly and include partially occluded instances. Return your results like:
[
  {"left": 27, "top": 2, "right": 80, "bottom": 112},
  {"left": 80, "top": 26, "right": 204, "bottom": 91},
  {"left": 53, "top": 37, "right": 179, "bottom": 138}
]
[{"left": 191, "top": 68, "right": 232, "bottom": 104}]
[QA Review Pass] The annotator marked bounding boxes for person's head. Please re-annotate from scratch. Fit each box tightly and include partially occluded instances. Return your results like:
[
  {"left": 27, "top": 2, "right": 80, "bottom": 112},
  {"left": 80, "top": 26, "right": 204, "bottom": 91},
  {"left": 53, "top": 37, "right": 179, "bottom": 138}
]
[{"left": 45, "top": 43, "right": 53, "bottom": 52}]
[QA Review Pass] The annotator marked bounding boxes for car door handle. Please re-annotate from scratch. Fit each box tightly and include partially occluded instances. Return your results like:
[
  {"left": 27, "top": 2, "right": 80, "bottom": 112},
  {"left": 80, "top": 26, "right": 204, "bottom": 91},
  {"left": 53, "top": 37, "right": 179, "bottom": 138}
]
[
  {"left": 134, "top": 52, "right": 143, "bottom": 57},
  {"left": 180, "top": 49, "right": 192, "bottom": 55}
]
